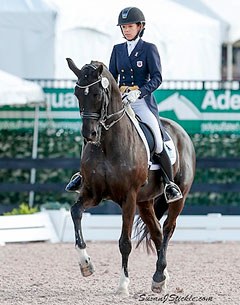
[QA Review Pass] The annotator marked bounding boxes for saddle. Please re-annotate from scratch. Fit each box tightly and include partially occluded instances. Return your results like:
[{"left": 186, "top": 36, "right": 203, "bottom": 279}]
[{"left": 125, "top": 105, "right": 176, "bottom": 169}]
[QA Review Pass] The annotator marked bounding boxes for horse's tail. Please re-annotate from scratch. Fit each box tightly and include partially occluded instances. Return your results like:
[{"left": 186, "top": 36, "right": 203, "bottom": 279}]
[{"left": 134, "top": 195, "right": 168, "bottom": 254}]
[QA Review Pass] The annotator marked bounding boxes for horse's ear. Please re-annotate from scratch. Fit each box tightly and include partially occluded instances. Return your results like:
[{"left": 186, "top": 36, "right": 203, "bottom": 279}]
[{"left": 66, "top": 58, "right": 81, "bottom": 77}]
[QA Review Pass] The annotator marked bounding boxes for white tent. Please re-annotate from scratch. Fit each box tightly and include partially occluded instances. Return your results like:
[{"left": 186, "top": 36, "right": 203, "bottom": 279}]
[
  {"left": 0, "top": 70, "right": 44, "bottom": 106},
  {"left": 201, "top": 0, "right": 240, "bottom": 80},
  {"left": 172, "top": 0, "right": 229, "bottom": 42},
  {"left": 201, "top": 0, "right": 240, "bottom": 43},
  {"left": 52, "top": 0, "right": 222, "bottom": 80},
  {"left": 0, "top": 0, "right": 222, "bottom": 80},
  {"left": 173, "top": 0, "right": 240, "bottom": 80},
  {"left": 0, "top": 0, "right": 57, "bottom": 79},
  {"left": 0, "top": 69, "right": 45, "bottom": 206}
]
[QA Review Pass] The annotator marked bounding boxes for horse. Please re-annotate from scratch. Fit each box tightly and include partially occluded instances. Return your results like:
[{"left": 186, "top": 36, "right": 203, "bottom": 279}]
[{"left": 66, "top": 58, "right": 196, "bottom": 296}]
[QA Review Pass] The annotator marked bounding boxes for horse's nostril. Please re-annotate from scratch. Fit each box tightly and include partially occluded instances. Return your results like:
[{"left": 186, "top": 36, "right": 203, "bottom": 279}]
[{"left": 91, "top": 131, "right": 97, "bottom": 137}]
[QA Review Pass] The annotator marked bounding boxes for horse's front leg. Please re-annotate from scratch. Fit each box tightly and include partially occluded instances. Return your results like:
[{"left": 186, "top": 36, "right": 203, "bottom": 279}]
[
  {"left": 117, "top": 192, "right": 136, "bottom": 296},
  {"left": 71, "top": 198, "right": 94, "bottom": 277}
]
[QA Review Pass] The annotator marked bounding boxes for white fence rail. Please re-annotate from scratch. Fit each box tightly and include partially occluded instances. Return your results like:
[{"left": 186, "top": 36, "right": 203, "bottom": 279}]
[
  {"left": 0, "top": 211, "right": 58, "bottom": 245},
  {"left": 50, "top": 210, "right": 240, "bottom": 243},
  {"left": 1, "top": 209, "right": 240, "bottom": 244}
]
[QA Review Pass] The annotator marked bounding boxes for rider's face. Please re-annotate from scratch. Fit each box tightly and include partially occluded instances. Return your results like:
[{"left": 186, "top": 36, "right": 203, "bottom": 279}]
[{"left": 121, "top": 23, "right": 141, "bottom": 40}]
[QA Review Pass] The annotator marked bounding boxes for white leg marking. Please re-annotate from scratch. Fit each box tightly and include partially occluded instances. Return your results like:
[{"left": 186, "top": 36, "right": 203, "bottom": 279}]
[
  {"left": 76, "top": 248, "right": 90, "bottom": 265},
  {"left": 117, "top": 268, "right": 130, "bottom": 296},
  {"left": 152, "top": 267, "right": 170, "bottom": 294},
  {"left": 76, "top": 247, "right": 94, "bottom": 277},
  {"left": 164, "top": 268, "right": 170, "bottom": 284}
]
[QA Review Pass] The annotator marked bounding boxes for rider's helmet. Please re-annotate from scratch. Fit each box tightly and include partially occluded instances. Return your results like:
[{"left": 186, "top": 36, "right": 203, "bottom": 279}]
[
  {"left": 117, "top": 7, "right": 145, "bottom": 26},
  {"left": 117, "top": 7, "right": 145, "bottom": 39}
]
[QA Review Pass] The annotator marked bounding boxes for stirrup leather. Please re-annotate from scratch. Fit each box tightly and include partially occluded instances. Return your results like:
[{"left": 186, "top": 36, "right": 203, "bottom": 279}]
[{"left": 164, "top": 182, "right": 183, "bottom": 204}]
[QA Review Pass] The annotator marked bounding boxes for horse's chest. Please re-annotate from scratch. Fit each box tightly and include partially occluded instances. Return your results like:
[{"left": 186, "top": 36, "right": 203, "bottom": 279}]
[{"left": 82, "top": 156, "right": 133, "bottom": 183}]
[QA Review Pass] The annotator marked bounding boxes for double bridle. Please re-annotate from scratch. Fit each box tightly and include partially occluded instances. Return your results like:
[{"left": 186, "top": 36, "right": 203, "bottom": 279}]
[{"left": 75, "top": 70, "right": 125, "bottom": 143}]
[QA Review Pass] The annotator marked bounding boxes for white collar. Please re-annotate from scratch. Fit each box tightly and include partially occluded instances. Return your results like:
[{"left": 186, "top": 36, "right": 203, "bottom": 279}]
[{"left": 127, "top": 37, "right": 140, "bottom": 56}]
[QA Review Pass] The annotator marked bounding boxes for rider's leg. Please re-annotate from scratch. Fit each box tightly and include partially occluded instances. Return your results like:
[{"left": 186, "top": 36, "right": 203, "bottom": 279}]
[
  {"left": 153, "top": 148, "right": 182, "bottom": 203},
  {"left": 65, "top": 143, "right": 85, "bottom": 192},
  {"left": 131, "top": 98, "right": 182, "bottom": 203}
]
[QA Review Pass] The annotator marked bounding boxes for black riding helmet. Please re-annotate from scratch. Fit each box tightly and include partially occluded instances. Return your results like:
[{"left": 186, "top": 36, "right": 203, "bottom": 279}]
[
  {"left": 117, "top": 7, "right": 145, "bottom": 25},
  {"left": 117, "top": 7, "right": 145, "bottom": 40}
]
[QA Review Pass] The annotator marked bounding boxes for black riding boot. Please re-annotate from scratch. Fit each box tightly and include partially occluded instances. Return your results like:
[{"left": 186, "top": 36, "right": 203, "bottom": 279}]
[
  {"left": 154, "top": 148, "right": 183, "bottom": 203},
  {"left": 66, "top": 143, "right": 86, "bottom": 193},
  {"left": 65, "top": 172, "right": 82, "bottom": 193}
]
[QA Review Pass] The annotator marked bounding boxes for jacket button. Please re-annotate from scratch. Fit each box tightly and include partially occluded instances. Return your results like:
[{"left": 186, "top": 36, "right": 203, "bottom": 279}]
[
  {"left": 131, "top": 82, "right": 134, "bottom": 85},
  {"left": 122, "top": 76, "right": 125, "bottom": 79},
  {"left": 121, "top": 69, "right": 124, "bottom": 72}
]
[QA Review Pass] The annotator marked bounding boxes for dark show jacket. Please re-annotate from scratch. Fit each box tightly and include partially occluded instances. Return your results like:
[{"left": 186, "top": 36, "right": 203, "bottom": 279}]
[{"left": 109, "top": 38, "right": 162, "bottom": 125}]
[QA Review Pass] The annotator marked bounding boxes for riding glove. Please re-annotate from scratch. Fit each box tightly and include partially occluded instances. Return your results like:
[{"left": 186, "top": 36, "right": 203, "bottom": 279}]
[{"left": 123, "top": 89, "right": 141, "bottom": 104}]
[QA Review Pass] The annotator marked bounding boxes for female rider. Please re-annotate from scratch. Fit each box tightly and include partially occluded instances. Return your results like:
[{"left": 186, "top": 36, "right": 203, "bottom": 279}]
[{"left": 66, "top": 7, "right": 182, "bottom": 203}]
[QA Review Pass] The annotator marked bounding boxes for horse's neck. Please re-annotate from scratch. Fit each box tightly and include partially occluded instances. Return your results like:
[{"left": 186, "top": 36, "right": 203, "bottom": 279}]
[
  {"left": 109, "top": 86, "right": 122, "bottom": 113},
  {"left": 102, "top": 87, "right": 135, "bottom": 154}
]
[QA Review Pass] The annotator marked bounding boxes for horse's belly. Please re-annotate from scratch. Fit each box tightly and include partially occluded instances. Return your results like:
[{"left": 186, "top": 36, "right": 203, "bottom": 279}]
[{"left": 137, "top": 170, "right": 163, "bottom": 202}]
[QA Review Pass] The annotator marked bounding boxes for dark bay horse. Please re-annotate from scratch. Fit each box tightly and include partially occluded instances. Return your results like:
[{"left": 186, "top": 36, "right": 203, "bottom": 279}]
[{"left": 66, "top": 58, "right": 196, "bottom": 296}]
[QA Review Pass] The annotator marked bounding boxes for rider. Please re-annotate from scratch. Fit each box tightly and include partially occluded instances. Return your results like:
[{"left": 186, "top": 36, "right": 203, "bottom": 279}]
[{"left": 66, "top": 6, "right": 182, "bottom": 203}]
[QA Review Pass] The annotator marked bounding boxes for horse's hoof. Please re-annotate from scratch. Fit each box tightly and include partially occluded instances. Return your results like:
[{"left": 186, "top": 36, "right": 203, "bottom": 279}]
[
  {"left": 116, "top": 288, "right": 129, "bottom": 297},
  {"left": 151, "top": 279, "right": 167, "bottom": 294},
  {"left": 79, "top": 261, "right": 95, "bottom": 277},
  {"left": 152, "top": 269, "right": 169, "bottom": 293}
]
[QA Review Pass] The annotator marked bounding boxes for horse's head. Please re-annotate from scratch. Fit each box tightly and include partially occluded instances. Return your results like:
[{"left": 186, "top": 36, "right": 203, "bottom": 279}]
[{"left": 67, "top": 58, "right": 111, "bottom": 143}]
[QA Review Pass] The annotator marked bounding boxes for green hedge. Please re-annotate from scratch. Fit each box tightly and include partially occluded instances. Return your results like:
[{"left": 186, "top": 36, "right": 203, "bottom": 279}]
[{"left": 0, "top": 129, "right": 239, "bottom": 208}]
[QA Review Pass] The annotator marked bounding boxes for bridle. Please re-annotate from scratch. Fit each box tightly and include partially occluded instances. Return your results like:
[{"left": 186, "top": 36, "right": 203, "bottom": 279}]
[{"left": 75, "top": 67, "right": 125, "bottom": 143}]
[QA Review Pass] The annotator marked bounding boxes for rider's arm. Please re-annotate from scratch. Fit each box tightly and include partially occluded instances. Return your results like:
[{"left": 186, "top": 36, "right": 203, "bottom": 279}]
[
  {"left": 139, "top": 43, "right": 162, "bottom": 98},
  {"left": 109, "top": 46, "right": 118, "bottom": 82}
]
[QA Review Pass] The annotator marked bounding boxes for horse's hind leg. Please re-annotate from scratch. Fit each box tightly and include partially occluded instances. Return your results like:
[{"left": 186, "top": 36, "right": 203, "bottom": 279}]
[
  {"left": 152, "top": 198, "right": 184, "bottom": 293},
  {"left": 137, "top": 200, "right": 163, "bottom": 251},
  {"left": 137, "top": 200, "right": 166, "bottom": 292},
  {"left": 71, "top": 198, "right": 94, "bottom": 277},
  {"left": 117, "top": 192, "right": 137, "bottom": 296}
]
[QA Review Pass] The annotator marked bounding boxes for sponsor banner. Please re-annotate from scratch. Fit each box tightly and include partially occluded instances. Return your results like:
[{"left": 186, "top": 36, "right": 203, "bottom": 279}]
[
  {"left": 0, "top": 88, "right": 81, "bottom": 131},
  {"left": 154, "top": 89, "right": 240, "bottom": 134},
  {"left": 0, "top": 87, "right": 240, "bottom": 134}
]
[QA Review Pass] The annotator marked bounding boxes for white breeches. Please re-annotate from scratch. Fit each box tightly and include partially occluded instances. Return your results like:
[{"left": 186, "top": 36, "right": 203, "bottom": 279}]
[{"left": 131, "top": 98, "right": 163, "bottom": 153}]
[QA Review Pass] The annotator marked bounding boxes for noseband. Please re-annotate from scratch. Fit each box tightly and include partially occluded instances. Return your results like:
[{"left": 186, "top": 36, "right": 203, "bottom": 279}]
[{"left": 76, "top": 66, "right": 125, "bottom": 143}]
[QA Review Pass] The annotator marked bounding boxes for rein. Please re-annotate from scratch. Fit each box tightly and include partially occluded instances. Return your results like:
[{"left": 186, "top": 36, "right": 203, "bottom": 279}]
[{"left": 76, "top": 73, "right": 125, "bottom": 142}]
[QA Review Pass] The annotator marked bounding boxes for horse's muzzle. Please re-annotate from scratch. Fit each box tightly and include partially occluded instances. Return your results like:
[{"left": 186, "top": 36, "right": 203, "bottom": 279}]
[
  {"left": 83, "top": 131, "right": 97, "bottom": 142},
  {"left": 82, "top": 122, "right": 98, "bottom": 142}
]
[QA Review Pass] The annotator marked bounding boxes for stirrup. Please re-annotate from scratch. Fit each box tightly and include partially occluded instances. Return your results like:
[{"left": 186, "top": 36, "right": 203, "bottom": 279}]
[
  {"left": 164, "top": 182, "right": 183, "bottom": 204},
  {"left": 65, "top": 172, "right": 82, "bottom": 193}
]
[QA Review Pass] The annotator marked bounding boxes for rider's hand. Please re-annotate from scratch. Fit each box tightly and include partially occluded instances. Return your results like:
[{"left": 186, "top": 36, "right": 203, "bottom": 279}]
[{"left": 122, "top": 89, "right": 141, "bottom": 104}]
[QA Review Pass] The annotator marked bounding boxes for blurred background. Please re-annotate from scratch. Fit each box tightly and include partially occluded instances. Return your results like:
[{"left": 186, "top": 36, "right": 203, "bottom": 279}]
[{"left": 0, "top": 0, "right": 239, "bottom": 215}]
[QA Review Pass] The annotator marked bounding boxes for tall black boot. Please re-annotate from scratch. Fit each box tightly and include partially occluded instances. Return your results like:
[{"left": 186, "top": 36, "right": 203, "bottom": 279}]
[
  {"left": 154, "top": 148, "right": 183, "bottom": 203},
  {"left": 66, "top": 143, "right": 86, "bottom": 193},
  {"left": 65, "top": 172, "right": 82, "bottom": 193}
]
